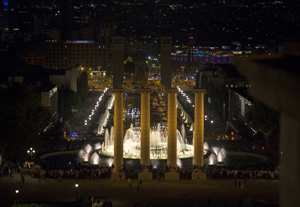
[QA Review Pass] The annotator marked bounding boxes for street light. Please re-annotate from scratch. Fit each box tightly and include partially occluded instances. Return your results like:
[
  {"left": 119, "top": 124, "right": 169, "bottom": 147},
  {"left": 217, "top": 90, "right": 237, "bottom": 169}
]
[
  {"left": 27, "top": 148, "right": 35, "bottom": 161},
  {"left": 75, "top": 184, "right": 79, "bottom": 200},
  {"left": 15, "top": 190, "right": 19, "bottom": 207}
]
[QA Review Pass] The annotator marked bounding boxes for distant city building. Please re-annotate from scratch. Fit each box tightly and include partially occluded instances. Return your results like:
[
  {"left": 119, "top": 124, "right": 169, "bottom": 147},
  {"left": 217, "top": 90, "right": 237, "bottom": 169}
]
[
  {"left": 41, "top": 40, "right": 112, "bottom": 79},
  {"left": 2, "top": 0, "right": 19, "bottom": 43},
  {"left": 99, "top": 21, "right": 119, "bottom": 43},
  {"left": 278, "top": 42, "right": 300, "bottom": 55},
  {"left": 17, "top": 51, "right": 46, "bottom": 68}
]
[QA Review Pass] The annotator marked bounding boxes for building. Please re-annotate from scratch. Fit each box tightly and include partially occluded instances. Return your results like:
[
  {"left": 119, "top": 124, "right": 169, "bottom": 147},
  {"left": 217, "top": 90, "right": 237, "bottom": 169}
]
[
  {"left": 278, "top": 42, "right": 300, "bottom": 55},
  {"left": 2, "top": 0, "right": 19, "bottom": 43},
  {"left": 228, "top": 88, "right": 253, "bottom": 121},
  {"left": 48, "top": 65, "right": 82, "bottom": 93},
  {"left": 41, "top": 85, "right": 58, "bottom": 117},
  {"left": 42, "top": 40, "right": 113, "bottom": 79},
  {"left": 17, "top": 51, "right": 46, "bottom": 68}
]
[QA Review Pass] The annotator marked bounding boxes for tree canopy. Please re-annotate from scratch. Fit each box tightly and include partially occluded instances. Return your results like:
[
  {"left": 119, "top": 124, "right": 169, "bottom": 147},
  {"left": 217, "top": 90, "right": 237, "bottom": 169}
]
[
  {"left": 0, "top": 83, "right": 51, "bottom": 162},
  {"left": 246, "top": 100, "right": 279, "bottom": 162},
  {"left": 77, "top": 71, "right": 89, "bottom": 101}
]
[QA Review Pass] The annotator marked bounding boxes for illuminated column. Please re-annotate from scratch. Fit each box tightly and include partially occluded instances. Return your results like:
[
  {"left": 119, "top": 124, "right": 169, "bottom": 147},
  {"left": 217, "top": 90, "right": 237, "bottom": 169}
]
[
  {"left": 193, "top": 89, "right": 207, "bottom": 167},
  {"left": 140, "top": 89, "right": 151, "bottom": 166},
  {"left": 112, "top": 89, "right": 124, "bottom": 173},
  {"left": 167, "top": 88, "right": 177, "bottom": 167}
]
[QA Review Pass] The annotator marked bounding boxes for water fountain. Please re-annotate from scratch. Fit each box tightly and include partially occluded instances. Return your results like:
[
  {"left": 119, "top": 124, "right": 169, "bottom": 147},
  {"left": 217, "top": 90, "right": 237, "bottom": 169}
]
[
  {"left": 181, "top": 124, "right": 186, "bottom": 144},
  {"left": 204, "top": 142, "right": 226, "bottom": 164},
  {"left": 110, "top": 126, "right": 114, "bottom": 149},
  {"left": 101, "top": 124, "right": 198, "bottom": 160},
  {"left": 104, "top": 129, "right": 109, "bottom": 150},
  {"left": 97, "top": 94, "right": 115, "bottom": 135},
  {"left": 90, "top": 152, "right": 99, "bottom": 165},
  {"left": 189, "top": 123, "right": 194, "bottom": 132},
  {"left": 94, "top": 142, "right": 102, "bottom": 150},
  {"left": 79, "top": 127, "right": 226, "bottom": 167}
]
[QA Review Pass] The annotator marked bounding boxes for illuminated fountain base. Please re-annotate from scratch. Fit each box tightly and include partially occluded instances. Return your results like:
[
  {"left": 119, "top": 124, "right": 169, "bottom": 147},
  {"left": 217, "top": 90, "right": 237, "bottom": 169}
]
[
  {"left": 99, "top": 125, "right": 209, "bottom": 160},
  {"left": 78, "top": 124, "right": 226, "bottom": 168}
]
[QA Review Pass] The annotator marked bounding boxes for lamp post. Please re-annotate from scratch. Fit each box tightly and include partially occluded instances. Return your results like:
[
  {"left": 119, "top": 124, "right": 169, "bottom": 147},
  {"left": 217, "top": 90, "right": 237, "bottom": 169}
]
[
  {"left": 15, "top": 190, "right": 19, "bottom": 207},
  {"left": 75, "top": 184, "right": 78, "bottom": 200},
  {"left": 27, "top": 148, "right": 35, "bottom": 161}
]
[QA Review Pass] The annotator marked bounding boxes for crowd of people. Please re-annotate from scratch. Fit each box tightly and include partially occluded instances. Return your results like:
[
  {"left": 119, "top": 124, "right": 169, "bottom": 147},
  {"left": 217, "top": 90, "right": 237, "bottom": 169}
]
[{"left": 31, "top": 161, "right": 112, "bottom": 180}]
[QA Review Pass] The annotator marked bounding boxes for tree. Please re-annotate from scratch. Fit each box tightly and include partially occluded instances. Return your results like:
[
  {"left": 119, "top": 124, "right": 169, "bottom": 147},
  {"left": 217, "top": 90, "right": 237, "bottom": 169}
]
[
  {"left": 0, "top": 83, "right": 51, "bottom": 162},
  {"left": 77, "top": 72, "right": 89, "bottom": 102},
  {"left": 246, "top": 101, "right": 279, "bottom": 134},
  {"left": 64, "top": 89, "right": 82, "bottom": 108},
  {"left": 246, "top": 101, "right": 279, "bottom": 162}
]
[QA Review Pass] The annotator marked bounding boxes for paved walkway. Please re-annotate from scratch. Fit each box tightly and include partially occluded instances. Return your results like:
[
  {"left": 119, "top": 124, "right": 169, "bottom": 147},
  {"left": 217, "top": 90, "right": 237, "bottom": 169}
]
[
  {"left": 0, "top": 172, "right": 279, "bottom": 207},
  {"left": 70, "top": 91, "right": 103, "bottom": 137}
]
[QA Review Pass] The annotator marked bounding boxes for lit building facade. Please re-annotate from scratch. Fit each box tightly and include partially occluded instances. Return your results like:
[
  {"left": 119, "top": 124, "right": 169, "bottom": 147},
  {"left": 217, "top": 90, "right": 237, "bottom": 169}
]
[{"left": 42, "top": 40, "right": 112, "bottom": 79}]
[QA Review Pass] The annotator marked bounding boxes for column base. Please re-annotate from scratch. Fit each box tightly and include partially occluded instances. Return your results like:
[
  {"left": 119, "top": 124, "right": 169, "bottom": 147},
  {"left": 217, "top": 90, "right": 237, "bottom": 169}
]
[
  {"left": 192, "top": 172, "right": 207, "bottom": 180},
  {"left": 111, "top": 172, "right": 125, "bottom": 180},
  {"left": 138, "top": 171, "right": 152, "bottom": 180},
  {"left": 165, "top": 169, "right": 179, "bottom": 180}
]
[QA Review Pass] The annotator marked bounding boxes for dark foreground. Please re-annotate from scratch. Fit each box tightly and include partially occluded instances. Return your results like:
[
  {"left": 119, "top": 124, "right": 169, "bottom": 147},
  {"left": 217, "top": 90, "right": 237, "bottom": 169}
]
[{"left": 0, "top": 172, "right": 279, "bottom": 207}]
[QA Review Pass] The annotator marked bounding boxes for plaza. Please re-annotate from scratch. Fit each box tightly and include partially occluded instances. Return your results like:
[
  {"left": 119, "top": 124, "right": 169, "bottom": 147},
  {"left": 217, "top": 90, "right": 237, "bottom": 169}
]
[{"left": 0, "top": 171, "right": 279, "bottom": 207}]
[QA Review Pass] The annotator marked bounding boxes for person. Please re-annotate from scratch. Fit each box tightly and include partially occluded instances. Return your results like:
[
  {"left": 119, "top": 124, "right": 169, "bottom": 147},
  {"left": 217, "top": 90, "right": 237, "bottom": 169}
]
[
  {"left": 97, "top": 198, "right": 100, "bottom": 206},
  {"left": 139, "top": 180, "right": 142, "bottom": 185},
  {"left": 244, "top": 176, "right": 247, "bottom": 183},
  {"left": 91, "top": 197, "right": 94, "bottom": 203},
  {"left": 118, "top": 174, "right": 121, "bottom": 182},
  {"left": 208, "top": 197, "right": 211, "bottom": 206}
]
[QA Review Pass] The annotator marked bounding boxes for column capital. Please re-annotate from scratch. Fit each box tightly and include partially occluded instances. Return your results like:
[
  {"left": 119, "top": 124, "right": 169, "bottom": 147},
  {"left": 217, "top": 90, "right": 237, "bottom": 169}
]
[
  {"left": 192, "top": 88, "right": 207, "bottom": 94},
  {"left": 166, "top": 88, "right": 178, "bottom": 94},
  {"left": 138, "top": 88, "right": 152, "bottom": 94},
  {"left": 111, "top": 88, "right": 125, "bottom": 94}
]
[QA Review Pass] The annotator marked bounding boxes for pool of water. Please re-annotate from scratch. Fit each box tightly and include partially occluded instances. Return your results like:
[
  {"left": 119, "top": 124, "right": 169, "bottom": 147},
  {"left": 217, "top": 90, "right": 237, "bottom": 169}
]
[{"left": 41, "top": 151, "right": 266, "bottom": 168}]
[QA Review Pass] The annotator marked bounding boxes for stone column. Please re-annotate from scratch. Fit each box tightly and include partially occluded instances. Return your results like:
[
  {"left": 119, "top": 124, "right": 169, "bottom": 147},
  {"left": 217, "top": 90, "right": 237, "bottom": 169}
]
[
  {"left": 167, "top": 88, "right": 177, "bottom": 167},
  {"left": 192, "top": 89, "right": 207, "bottom": 167},
  {"left": 140, "top": 89, "right": 151, "bottom": 166},
  {"left": 112, "top": 89, "right": 124, "bottom": 174}
]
